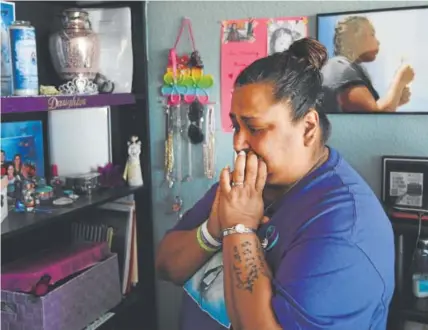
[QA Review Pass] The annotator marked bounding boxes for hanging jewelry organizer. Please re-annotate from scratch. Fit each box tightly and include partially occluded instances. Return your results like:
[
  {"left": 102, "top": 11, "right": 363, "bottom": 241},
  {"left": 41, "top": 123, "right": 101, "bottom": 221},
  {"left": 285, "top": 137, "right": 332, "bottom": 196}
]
[{"left": 160, "top": 17, "right": 215, "bottom": 219}]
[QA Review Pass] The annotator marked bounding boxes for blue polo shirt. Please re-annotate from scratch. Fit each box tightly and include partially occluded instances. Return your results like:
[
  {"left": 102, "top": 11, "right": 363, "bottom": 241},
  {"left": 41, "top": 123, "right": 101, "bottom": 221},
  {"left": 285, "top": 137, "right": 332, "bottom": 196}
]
[{"left": 169, "top": 147, "right": 395, "bottom": 330}]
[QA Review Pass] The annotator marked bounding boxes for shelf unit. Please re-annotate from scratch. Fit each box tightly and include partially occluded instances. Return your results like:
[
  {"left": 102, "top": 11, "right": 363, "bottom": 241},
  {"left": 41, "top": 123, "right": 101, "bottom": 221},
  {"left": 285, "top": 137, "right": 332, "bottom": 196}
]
[
  {"left": 399, "top": 295, "right": 428, "bottom": 325},
  {"left": 388, "top": 213, "right": 428, "bottom": 329},
  {"left": 1, "top": 185, "right": 144, "bottom": 239},
  {"left": 1, "top": 93, "right": 136, "bottom": 114},
  {"left": 1, "top": 1, "right": 156, "bottom": 330}
]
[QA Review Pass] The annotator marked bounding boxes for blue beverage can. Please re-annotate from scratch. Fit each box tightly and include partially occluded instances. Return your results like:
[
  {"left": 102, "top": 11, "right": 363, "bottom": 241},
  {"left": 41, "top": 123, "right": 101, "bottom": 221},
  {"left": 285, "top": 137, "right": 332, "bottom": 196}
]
[
  {"left": 9, "top": 20, "right": 39, "bottom": 96},
  {"left": 0, "top": 1, "right": 15, "bottom": 96}
]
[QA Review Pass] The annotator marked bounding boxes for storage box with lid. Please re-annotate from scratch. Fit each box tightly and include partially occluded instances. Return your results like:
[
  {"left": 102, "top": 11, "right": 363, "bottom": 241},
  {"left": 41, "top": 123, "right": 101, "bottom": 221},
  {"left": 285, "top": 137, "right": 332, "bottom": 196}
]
[{"left": 1, "top": 252, "right": 122, "bottom": 330}]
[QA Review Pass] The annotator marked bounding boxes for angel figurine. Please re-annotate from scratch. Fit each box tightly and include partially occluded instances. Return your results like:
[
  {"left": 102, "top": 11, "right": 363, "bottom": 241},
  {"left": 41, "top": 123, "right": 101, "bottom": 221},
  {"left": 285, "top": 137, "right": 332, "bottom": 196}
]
[{"left": 123, "top": 136, "right": 144, "bottom": 187}]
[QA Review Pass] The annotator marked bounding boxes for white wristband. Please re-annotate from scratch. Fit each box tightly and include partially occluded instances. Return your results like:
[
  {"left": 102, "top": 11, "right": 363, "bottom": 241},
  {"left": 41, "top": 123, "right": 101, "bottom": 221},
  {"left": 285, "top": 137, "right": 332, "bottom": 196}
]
[{"left": 201, "top": 220, "right": 222, "bottom": 247}]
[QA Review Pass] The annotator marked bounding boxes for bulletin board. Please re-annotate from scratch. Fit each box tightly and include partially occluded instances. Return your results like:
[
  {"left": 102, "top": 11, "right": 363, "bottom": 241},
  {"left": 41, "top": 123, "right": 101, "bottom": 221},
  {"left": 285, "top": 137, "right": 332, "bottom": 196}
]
[{"left": 220, "top": 17, "right": 308, "bottom": 132}]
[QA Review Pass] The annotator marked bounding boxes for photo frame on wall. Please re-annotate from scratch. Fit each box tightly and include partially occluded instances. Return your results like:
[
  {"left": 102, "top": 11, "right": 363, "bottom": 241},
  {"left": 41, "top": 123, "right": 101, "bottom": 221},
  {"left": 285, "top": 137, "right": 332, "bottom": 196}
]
[
  {"left": 381, "top": 156, "right": 428, "bottom": 213},
  {"left": 316, "top": 5, "right": 428, "bottom": 114}
]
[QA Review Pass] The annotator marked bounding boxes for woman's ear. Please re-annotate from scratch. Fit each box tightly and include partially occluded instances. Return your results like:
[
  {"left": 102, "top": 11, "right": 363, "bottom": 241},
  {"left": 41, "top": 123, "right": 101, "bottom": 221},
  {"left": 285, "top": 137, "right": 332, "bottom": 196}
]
[{"left": 303, "top": 109, "right": 319, "bottom": 147}]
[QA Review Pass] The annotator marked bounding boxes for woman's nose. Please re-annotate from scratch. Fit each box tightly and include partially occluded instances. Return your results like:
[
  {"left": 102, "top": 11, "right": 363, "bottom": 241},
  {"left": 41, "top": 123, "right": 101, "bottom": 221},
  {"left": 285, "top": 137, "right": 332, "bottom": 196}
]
[{"left": 233, "top": 130, "right": 250, "bottom": 152}]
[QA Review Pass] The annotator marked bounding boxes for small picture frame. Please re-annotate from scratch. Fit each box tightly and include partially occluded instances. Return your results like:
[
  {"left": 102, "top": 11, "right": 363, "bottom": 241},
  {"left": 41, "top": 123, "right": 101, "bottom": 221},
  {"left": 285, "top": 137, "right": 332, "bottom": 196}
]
[{"left": 381, "top": 156, "right": 428, "bottom": 213}]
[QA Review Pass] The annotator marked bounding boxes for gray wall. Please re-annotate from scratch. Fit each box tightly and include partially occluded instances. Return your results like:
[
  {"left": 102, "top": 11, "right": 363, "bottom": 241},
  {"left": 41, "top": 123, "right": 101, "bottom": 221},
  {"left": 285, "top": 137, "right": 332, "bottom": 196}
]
[{"left": 146, "top": 1, "right": 428, "bottom": 329}]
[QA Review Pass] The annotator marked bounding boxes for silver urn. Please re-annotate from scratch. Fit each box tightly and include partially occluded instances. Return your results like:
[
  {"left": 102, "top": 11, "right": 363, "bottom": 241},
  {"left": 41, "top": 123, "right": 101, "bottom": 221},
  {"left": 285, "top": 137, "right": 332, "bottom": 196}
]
[{"left": 49, "top": 8, "right": 100, "bottom": 82}]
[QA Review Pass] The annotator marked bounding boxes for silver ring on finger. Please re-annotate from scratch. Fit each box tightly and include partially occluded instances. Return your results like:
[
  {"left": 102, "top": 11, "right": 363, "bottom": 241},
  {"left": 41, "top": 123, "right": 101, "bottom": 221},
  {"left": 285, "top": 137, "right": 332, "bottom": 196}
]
[{"left": 231, "top": 181, "right": 244, "bottom": 187}]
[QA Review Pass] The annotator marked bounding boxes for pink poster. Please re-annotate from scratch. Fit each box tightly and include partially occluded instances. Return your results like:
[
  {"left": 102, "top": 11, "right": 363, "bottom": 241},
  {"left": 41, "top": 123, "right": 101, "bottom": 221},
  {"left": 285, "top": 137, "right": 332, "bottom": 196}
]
[{"left": 220, "top": 17, "right": 308, "bottom": 132}]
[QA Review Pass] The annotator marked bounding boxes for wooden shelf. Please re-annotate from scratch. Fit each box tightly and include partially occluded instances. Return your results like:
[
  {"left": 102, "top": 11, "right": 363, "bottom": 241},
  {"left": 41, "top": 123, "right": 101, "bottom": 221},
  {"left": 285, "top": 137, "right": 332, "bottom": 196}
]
[
  {"left": 1, "top": 185, "right": 144, "bottom": 239},
  {"left": 390, "top": 218, "right": 428, "bottom": 236},
  {"left": 0, "top": 93, "right": 136, "bottom": 114}
]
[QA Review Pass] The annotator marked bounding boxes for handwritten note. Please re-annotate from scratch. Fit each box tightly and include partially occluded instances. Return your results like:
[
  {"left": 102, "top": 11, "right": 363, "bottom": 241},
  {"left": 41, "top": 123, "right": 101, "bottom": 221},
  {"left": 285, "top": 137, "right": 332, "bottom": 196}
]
[
  {"left": 220, "top": 17, "right": 308, "bottom": 132},
  {"left": 220, "top": 18, "right": 264, "bottom": 132}
]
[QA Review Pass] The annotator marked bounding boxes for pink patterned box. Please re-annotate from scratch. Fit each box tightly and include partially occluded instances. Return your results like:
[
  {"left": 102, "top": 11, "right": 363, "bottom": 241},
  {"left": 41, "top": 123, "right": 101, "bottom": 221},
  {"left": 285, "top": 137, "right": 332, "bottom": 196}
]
[
  {"left": 2, "top": 242, "right": 110, "bottom": 292},
  {"left": 1, "top": 254, "right": 122, "bottom": 330}
]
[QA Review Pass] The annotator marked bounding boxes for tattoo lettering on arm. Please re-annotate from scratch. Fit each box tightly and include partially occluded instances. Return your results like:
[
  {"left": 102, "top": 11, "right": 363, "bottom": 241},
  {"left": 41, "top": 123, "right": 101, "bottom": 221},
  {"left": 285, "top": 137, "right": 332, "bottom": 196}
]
[
  {"left": 231, "top": 238, "right": 270, "bottom": 293},
  {"left": 233, "top": 246, "right": 242, "bottom": 262}
]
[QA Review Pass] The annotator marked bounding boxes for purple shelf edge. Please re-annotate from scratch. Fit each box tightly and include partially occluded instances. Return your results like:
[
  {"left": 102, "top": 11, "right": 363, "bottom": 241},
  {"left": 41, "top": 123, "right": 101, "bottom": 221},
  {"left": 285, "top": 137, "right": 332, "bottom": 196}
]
[{"left": 1, "top": 93, "right": 136, "bottom": 114}]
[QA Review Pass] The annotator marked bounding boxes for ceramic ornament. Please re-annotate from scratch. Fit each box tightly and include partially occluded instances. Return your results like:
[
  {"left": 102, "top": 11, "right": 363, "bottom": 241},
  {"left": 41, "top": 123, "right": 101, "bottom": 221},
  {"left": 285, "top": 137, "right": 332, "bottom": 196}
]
[{"left": 123, "top": 136, "right": 144, "bottom": 187}]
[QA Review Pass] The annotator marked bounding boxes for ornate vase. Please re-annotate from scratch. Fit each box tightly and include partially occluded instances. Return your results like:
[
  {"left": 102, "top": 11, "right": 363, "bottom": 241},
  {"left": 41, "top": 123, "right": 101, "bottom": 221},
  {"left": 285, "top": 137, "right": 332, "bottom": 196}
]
[{"left": 49, "top": 8, "right": 100, "bottom": 82}]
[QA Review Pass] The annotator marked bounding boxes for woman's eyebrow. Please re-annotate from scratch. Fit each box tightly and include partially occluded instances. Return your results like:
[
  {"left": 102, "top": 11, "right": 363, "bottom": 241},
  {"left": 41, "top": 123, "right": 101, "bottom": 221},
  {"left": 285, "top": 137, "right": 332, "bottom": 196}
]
[{"left": 229, "top": 113, "right": 259, "bottom": 122}]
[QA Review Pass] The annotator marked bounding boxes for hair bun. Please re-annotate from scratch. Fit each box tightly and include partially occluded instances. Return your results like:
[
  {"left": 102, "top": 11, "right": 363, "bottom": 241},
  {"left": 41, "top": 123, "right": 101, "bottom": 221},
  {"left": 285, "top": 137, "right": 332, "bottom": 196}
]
[{"left": 288, "top": 37, "right": 328, "bottom": 70}]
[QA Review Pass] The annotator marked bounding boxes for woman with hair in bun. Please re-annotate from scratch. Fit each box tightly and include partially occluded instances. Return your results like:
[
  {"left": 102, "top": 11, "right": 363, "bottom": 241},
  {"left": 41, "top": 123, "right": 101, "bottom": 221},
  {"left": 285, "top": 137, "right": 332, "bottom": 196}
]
[
  {"left": 157, "top": 38, "right": 394, "bottom": 330},
  {"left": 322, "top": 16, "right": 414, "bottom": 113}
]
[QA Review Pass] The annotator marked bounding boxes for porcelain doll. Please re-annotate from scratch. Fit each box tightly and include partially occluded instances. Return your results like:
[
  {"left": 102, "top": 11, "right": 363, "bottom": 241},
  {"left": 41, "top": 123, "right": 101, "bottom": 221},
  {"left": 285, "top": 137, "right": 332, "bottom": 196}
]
[{"left": 123, "top": 136, "right": 144, "bottom": 187}]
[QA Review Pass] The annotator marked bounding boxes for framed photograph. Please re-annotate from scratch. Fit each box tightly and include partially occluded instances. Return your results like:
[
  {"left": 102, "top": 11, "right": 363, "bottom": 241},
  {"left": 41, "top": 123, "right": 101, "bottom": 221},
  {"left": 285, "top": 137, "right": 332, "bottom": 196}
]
[
  {"left": 1, "top": 112, "right": 50, "bottom": 182},
  {"left": 381, "top": 156, "right": 428, "bottom": 213},
  {"left": 316, "top": 6, "right": 428, "bottom": 114}
]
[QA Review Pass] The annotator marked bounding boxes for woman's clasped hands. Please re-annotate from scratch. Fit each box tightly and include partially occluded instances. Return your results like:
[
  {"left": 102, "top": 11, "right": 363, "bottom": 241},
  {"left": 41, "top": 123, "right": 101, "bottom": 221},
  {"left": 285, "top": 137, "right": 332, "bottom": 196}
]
[{"left": 216, "top": 150, "right": 268, "bottom": 232}]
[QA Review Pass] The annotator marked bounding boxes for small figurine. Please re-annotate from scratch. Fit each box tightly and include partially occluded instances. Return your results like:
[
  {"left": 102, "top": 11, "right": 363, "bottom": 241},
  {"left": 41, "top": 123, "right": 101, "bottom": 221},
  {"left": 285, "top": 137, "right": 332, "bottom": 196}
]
[
  {"left": 189, "top": 50, "right": 204, "bottom": 69},
  {"left": 1, "top": 176, "right": 8, "bottom": 222},
  {"left": 50, "top": 164, "right": 63, "bottom": 196},
  {"left": 22, "top": 179, "right": 38, "bottom": 212},
  {"left": 123, "top": 136, "right": 144, "bottom": 187},
  {"left": 13, "top": 175, "right": 23, "bottom": 204}
]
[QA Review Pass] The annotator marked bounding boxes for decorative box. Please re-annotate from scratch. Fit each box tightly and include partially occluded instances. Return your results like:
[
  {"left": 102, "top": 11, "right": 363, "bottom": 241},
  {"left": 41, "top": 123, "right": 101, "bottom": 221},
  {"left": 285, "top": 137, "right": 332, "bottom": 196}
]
[
  {"left": 65, "top": 172, "right": 100, "bottom": 195},
  {"left": 35, "top": 185, "right": 54, "bottom": 201},
  {"left": 1, "top": 253, "right": 122, "bottom": 330},
  {"left": 2, "top": 241, "right": 111, "bottom": 292}
]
